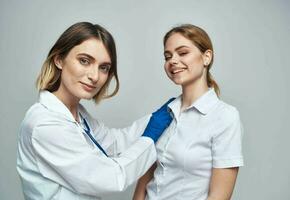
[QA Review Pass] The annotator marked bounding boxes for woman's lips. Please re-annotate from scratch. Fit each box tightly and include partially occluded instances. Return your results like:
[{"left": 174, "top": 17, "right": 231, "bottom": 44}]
[
  {"left": 80, "top": 82, "right": 96, "bottom": 92},
  {"left": 172, "top": 69, "right": 185, "bottom": 74},
  {"left": 171, "top": 67, "right": 187, "bottom": 75}
]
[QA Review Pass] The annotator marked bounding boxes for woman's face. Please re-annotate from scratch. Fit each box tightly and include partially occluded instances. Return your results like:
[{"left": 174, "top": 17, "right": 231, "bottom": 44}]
[
  {"left": 55, "top": 38, "right": 111, "bottom": 101},
  {"left": 164, "top": 33, "right": 208, "bottom": 86}
]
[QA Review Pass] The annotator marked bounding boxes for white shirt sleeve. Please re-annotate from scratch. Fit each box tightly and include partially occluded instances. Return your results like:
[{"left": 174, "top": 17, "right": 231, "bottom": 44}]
[
  {"left": 212, "top": 107, "right": 244, "bottom": 168},
  {"left": 91, "top": 115, "right": 151, "bottom": 154},
  {"left": 31, "top": 121, "right": 156, "bottom": 196}
]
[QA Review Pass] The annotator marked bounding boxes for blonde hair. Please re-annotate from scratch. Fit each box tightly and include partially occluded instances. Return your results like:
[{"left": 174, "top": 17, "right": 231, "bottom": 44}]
[
  {"left": 36, "top": 22, "right": 119, "bottom": 103},
  {"left": 163, "top": 24, "right": 220, "bottom": 96}
]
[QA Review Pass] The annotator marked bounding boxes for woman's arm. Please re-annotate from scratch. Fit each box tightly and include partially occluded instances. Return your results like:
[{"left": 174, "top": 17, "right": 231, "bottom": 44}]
[
  {"left": 133, "top": 163, "right": 157, "bottom": 200},
  {"left": 31, "top": 121, "right": 157, "bottom": 196},
  {"left": 103, "top": 115, "right": 151, "bottom": 154},
  {"left": 98, "top": 98, "right": 175, "bottom": 154},
  {"left": 207, "top": 167, "right": 239, "bottom": 200}
]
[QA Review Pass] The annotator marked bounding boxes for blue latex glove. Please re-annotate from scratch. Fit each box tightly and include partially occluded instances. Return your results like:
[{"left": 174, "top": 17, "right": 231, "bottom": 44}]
[{"left": 142, "top": 98, "right": 175, "bottom": 143}]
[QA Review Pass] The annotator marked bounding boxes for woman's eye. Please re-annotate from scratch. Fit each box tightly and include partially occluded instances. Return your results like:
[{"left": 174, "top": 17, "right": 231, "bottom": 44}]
[
  {"left": 99, "top": 65, "right": 111, "bottom": 73},
  {"left": 179, "top": 52, "right": 188, "bottom": 56},
  {"left": 164, "top": 55, "right": 172, "bottom": 61},
  {"left": 79, "top": 58, "right": 90, "bottom": 65}
]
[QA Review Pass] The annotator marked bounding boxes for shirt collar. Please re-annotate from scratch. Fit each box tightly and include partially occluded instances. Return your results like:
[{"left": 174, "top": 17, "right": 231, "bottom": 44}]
[
  {"left": 39, "top": 90, "right": 77, "bottom": 122},
  {"left": 168, "top": 96, "right": 182, "bottom": 118},
  {"left": 168, "top": 88, "right": 219, "bottom": 116},
  {"left": 191, "top": 88, "right": 219, "bottom": 115}
]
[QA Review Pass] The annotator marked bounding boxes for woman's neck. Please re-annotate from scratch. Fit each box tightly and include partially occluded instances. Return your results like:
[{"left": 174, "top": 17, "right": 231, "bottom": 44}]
[
  {"left": 181, "top": 78, "right": 209, "bottom": 111},
  {"left": 53, "top": 87, "right": 80, "bottom": 122}
]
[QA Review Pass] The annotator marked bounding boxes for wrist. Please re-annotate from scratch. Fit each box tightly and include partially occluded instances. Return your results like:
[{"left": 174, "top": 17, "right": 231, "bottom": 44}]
[{"left": 142, "top": 135, "right": 156, "bottom": 143}]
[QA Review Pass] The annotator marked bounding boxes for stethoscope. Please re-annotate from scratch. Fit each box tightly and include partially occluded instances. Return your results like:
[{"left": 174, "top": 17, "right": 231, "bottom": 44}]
[{"left": 79, "top": 113, "right": 108, "bottom": 157}]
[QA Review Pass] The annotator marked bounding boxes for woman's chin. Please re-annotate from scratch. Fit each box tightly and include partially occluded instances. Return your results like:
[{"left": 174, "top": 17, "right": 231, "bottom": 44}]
[
  {"left": 170, "top": 78, "right": 184, "bottom": 86},
  {"left": 77, "top": 91, "right": 97, "bottom": 100}
]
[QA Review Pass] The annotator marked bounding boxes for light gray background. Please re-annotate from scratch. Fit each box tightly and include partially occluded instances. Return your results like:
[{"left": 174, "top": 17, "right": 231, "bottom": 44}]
[{"left": 1, "top": 0, "right": 289, "bottom": 199}]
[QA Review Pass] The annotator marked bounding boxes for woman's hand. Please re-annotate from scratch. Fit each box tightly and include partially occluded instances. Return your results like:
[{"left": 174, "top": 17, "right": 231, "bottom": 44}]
[{"left": 142, "top": 98, "right": 175, "bottom": 143}]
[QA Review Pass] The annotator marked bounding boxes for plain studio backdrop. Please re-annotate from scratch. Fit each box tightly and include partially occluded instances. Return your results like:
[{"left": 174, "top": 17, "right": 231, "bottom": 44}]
[{"left": 1, "top": 0, "right": 289, "bottom": 199}]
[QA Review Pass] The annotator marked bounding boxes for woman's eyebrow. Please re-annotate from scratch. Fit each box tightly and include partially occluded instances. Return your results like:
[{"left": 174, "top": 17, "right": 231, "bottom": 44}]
[
  {"left": 100, "top": 61, "right": 112, "bottom": 66},
  {"left": 77, "top": 53, "right": 111, "bottom": 65},
  {"left": 77, "top": 53, "right": 95, "bottom": 61},
  {"left": 175, "top": 45, "right": 190, "bottom": 51},
  {"left": 164, "top": 45, "right": 190, "bottom": 54}
]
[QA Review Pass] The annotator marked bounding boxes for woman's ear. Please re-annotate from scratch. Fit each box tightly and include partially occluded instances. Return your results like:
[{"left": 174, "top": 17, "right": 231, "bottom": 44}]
[
  {"left": 203, "top": 50, "right": 213, "bottom": 66},
  {"left": 54, "top": 55, "right": 63, "bottom": 70}
]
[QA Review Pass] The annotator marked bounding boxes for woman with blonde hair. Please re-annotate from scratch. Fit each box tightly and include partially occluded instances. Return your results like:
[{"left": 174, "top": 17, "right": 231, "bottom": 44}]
[
  {"left": 17, "top": 22, "right": 173, "bottom": 200},
  {"left": 133, "top": 24, "right": 244, "bottom": 200}
]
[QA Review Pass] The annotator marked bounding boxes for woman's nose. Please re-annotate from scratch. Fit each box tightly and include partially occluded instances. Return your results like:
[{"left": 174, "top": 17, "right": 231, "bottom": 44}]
[
  {"left": 169, "top": 54, "right": 179, "bottom": 65},
  {"left": 87, "top": 66, "right": 99, "bottom": 83}
]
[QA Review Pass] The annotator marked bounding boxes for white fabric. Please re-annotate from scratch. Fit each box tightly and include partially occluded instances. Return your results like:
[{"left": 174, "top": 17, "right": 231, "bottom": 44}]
[
  {"left": 146, "top": 88, "right": 244, "bottom": 200},
  {"left": 17, "top": 90, "right": 155, "bottom": 200}
]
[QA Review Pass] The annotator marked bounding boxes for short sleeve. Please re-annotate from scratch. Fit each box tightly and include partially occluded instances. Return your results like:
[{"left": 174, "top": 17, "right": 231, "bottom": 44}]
[{"left": 212, "top": 107, "right": 244, "bottom": 168}]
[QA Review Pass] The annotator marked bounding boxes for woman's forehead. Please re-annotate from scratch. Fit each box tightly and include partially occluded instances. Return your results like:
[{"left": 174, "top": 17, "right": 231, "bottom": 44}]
[
  {"left": 69, "top": 38, "right": 111, "bottom": 63},
  {"left": 165, "top": 33, "right": 196, "bottom": 51}
]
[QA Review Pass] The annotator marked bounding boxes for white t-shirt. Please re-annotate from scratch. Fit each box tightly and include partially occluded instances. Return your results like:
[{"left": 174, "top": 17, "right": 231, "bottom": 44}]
[
  {"left": 17, "top": 90, "right": 154, "bottom": 200},
  {"left": 146, "top": 88, "right": 244, "bottom": 200}
]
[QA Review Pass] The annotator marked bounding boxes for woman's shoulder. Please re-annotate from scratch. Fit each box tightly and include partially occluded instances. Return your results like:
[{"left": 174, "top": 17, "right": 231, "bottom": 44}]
[
  {"left": 21, "top": 102, "right": 63, "bottom": 131},
  {"left": 24, "top": 102, "right": 48, "bottom": 119},
  {"left": 214, "top": 100, "right": 240, "bottom": 124},
  {"left": 20, "top": 103, "right": 46, "bottom": 134},
  {"left": 218, "top": 100, "right": 239, "bottom": 114}
]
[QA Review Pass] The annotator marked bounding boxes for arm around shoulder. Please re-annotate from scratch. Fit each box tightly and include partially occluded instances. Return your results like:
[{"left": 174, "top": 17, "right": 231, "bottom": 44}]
[{"left": 31, "top": 120, "right": 157, "bottom": 196}]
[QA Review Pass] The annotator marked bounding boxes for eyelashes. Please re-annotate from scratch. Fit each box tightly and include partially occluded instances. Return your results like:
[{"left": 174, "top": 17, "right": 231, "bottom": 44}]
[
  {"left": 164, "top": 51, "right": 189, "bottom": 61},
  {"left": 79, "top": 57, "right": 111, "bottom": 73},
  {"left": 99, "top": 64, "right": 111, "bottom": 73},
  {"left": 79, "top": 57, "right": 90, "bottom": 66},
  {"left": 164, "top": 55, "right": 171, "bottom": 61}
]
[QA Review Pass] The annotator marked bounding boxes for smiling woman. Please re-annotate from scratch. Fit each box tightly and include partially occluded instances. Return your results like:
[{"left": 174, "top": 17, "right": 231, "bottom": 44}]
[
  {"left": 16, "top": 22, "right": 174, "bottom": 200},
  {"left": 52, "top": 38, "right": 112, "bottom": 119},
  {"left": 133, "top": 24, "right": 244, "bottom": 200},
  {"left": 36, "top": 23, "right": 119, "bottom": 105}
]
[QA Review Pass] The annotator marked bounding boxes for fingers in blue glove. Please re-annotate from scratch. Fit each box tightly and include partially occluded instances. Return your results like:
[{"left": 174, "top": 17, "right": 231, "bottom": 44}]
[
  {"left": 142, "top": 98, "right": 175, "bottom": 143},
  {"left": 154, "top": 97, "right": 176, "bottom": 114}
]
